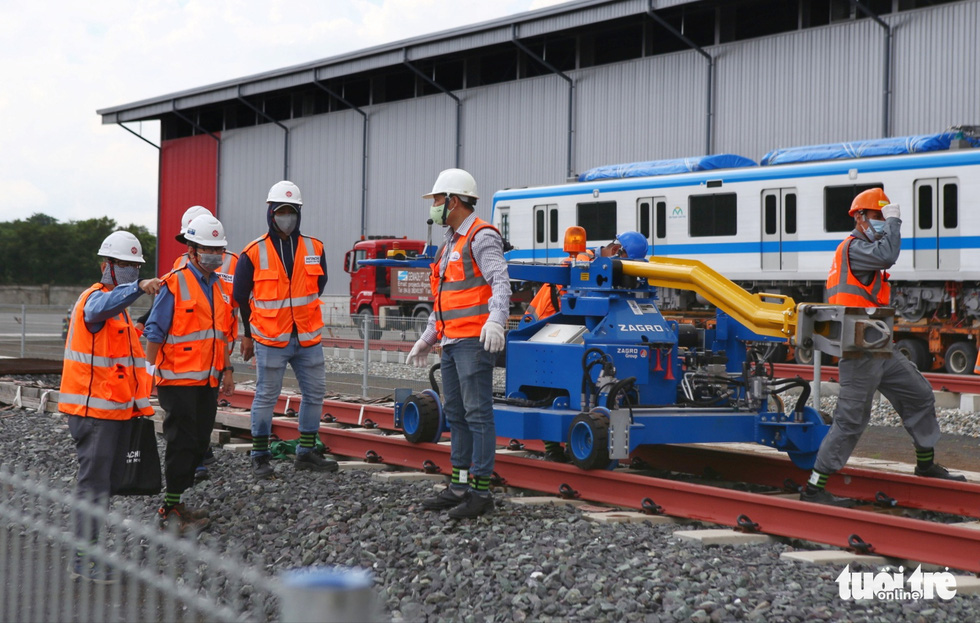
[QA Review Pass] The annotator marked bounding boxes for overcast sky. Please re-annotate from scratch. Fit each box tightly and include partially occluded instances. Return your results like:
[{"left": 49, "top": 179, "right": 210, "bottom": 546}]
[{"left": 0, "top": 0, "right": 566, "bottom": 234}]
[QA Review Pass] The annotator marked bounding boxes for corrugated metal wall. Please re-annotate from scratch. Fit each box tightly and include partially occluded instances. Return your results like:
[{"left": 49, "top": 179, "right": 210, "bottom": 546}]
[
  {"left": 158, "top": 134, "right": 219, "bottom": 272},
  {"left": 211, "top": 0, "right": 980, "bottom": 297}
]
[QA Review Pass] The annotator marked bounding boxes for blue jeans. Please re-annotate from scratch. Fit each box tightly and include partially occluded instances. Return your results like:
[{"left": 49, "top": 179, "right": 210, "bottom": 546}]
[
  {"left": 441, "top": 338, "right": 496, "bottom": 477},
  {"left": 251, "top": 336, "right": 326, "bottom": 456}
]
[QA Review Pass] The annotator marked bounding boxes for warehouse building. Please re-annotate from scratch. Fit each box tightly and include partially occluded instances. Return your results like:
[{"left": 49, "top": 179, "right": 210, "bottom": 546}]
[{"left": 98, "top": 0, "right": 979, "bottom": 296}]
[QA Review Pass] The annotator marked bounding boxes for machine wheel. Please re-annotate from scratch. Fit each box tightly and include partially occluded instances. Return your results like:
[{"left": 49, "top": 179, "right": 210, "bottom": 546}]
[
  {"left": 944, "top": 341, "right": 978, "bottom": 376},
  {"left": 355, "top": 309, "right": 382, "bottom": 340},
  {"left": 413, "top": 306, "right": 431, "bottom": 333},
  {"left": 793, "top": 345, "right": 832, "bottom": 365},
  {"left": 568, "top": 412, "right": 611, "bottom": 470},
  {"left": 402, "top": 393, "right": 441, "bottom": 443},
  {"left": 896, "top": 338, "right": 931, "bottom": 371}
]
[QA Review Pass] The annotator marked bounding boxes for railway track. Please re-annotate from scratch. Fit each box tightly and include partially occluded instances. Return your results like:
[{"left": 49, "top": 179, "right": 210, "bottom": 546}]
[{"left": 4, "top": 359, "right": 980, "bottom": 572}]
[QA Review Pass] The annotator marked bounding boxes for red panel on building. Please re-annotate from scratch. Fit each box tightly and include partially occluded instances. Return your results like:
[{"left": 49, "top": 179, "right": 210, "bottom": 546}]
[{"left": 158, "top": 134, "right": 219, "bottom": 274}]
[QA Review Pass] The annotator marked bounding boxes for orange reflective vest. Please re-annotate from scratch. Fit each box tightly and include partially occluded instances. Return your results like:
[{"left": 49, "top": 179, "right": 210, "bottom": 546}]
[
  {"left": 155, "top": 266, "right": 232, "bottom": 387},
  {"left": 58, "top": 284, "right": 154, "bottom": 420},
  {"left": 243, "top": 235, "right": 325, "bottom": 347},
  {"left": 826, "top": 237, "right": 891, "bottom": 307},
  {"left": 174, "top": 251, "right": 239, "bottom": 345},
  {"left": 522, "top": 250, "right": 595, "bottom": 324},
  {"left": 430, "top": 218, "right": 499, "bottom": 339}
]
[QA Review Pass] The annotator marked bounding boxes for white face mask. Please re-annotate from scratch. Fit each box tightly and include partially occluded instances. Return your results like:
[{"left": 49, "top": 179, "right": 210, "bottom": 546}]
[
  {"left": 429, "top": 197, "right": 453, "bottom": 226},
  {"left": 274, "top": 212, "right": 298, "bottom": 235},
  {"left": 197, "top": 251, "right": 224, "bottom": 272}
]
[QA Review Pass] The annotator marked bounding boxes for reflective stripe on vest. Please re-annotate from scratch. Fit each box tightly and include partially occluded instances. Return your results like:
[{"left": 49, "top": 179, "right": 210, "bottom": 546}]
[
  {"left": 245, "top": 235, "right": 324, "bottom": 347},
  {"left": 57, "top": 284, "right": 154, "bottom": 420},
  {"left": 826, "top": 237, "right": 891, "bottom": 306},
  {"left": 156, "top": 267, "right": 231, "bottom": 386},
  {"left": 174, "top": 251, "right": 238, "bottom": 344},
  {"left": 430, "top": 219, "right": 497, "bottom": 339}
]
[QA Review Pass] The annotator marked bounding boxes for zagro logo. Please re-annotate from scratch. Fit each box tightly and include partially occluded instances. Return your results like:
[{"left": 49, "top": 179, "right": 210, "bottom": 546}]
[
  {"left": 836, "top": 565, "right": 956, "bottom": 601},
  {"left": 669, "top": 206, "right": 685, "bottom": 219}
]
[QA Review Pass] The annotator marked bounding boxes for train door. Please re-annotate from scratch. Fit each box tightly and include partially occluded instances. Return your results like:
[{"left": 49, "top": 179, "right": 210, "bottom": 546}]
[
  {"left": 637, "top": 196, "right": 665, "bottom": 255},
  {"left": 533, "top": 204, "right": 559, "bottom": 262},
  {"left": 761, "top": 188, "right": 798, "bottom": 271},
  {"left": 913, "top": 178, "right": 959, "bottom": 271}
]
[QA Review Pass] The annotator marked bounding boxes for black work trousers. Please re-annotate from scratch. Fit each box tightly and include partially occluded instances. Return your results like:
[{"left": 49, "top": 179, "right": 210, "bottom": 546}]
[
  {"left": 156, "top": 385, "right": 218, "bottom": 495},
  {"left": 68, "top": 415, "right": 134, "bottom": 540}
]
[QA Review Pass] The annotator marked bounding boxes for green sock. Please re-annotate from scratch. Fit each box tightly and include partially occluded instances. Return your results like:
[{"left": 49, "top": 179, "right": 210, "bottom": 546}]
[
  {"left": 299, "top": 432, "right": 317, "bottom": 449},
  {"left": 473, "top": 475, "right": 492, "bottom": 494},
  {"left": 805, "top": 470, "right": 829, "bottom": 493},
  {"left": 252, "top": 435, "right": 270, "bottom": 454},
  {"left": 163, "top": 492, "right": 181, "bottom": 510},
  {"left": 451, "top": 466, "right": 469, "bottom": 488},
  {"left": 916, "top": 448, "right": 935, "bottom": 469}
]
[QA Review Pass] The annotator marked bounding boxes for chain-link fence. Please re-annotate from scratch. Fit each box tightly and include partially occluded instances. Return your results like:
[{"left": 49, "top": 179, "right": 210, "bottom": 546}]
[
  {"left": 0, "top": 464, "right": 280, "bottom": 622},
  {"left": 1, "top": 305, "right": 510, "bottom": 401}
]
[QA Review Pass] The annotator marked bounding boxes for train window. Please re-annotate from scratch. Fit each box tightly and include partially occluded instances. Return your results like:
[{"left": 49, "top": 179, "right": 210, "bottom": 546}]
[
  {"left": 764, "top": 195, "right": 777, "bottom": 235},
  {"left": 918, "top": 185, "right": 933, "bottom": 230},
  {"left": 824, "top": 184, "right": 883, "bottom": 232},
  {"left": 656, "top": 202, "right": 666, "bottom": 239},
  {"left": 943, "top": 183, "right": 958, "bottom": 229},
  {"left": 577, "top": 201, "right": 617, "bottom": 240},
  {"left": 689, "top": 193, "right": 737, "bottom": 237},
  {"left": 550, "top": 209, "right": 559, "bottom": 243},
  {"left": 639, "top": 201, "right": 651, "bottom": 238},
  {"left": 535, "top": 210, "right": 545, "bottom": 244},
  {"left": 785, "top": 193, "right": 797, "bottom": 234},
  {"left": 499, "top": 209, "right": 510, "bottom": 242}
]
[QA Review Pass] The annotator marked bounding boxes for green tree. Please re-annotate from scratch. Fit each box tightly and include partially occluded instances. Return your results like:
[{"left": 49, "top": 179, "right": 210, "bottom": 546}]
[{"left": 0, "top": 213, "right": 157, "bottom": 286}]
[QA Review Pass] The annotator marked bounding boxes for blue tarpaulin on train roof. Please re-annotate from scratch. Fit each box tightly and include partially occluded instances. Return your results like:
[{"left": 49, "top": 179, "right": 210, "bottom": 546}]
[
  {"left": 577, "top": 154, "right": 758, "bottom": 181},
  {"left": 761, "top": 132, "right": 980, "bottom": 165}
]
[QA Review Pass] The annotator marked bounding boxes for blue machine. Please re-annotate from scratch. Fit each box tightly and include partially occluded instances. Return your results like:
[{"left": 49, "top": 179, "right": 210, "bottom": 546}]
[{"left": 388, "top": 252, "right": 830, "bottom": 470}]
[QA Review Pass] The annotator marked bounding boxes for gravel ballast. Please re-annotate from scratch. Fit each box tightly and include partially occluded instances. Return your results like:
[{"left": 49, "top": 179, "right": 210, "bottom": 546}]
[{"left": 2, "top": 375, "right": 979, "bottom": 622}]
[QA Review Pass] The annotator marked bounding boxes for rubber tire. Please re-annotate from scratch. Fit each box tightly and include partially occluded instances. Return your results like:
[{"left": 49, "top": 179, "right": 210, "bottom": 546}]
[
  {"left": 402, "top": 393, "right": 441, "bottom": 444},
  {"left": 355, "top": 309, "right": 382, "bottom": 340},
  {"left": 944, "top": 341, "right": 978, "bottom": 376},
  {"left": 568, "top": 412, "right": 611, "bottom": 471},
  {"left": 896, "top": 338, "right": 931, "bottom": 372},
  {"left": 413, "top": 306, "right": 431, "bottom": 333}
]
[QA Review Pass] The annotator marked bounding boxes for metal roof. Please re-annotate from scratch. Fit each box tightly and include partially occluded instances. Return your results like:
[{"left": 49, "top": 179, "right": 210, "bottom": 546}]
[{"left": 97, "top": 0, "right": 700, "bottom": 123}]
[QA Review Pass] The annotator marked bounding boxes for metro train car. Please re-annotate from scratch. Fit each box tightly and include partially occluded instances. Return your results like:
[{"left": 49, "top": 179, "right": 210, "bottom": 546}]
[{"left": 491, "top": 130, "right": 980, "bottom": 371}]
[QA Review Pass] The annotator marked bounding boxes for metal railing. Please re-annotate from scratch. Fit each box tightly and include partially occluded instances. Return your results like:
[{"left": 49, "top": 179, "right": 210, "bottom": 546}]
[{"left": 0, "top": 464, "right": 279, "bottom": 622}]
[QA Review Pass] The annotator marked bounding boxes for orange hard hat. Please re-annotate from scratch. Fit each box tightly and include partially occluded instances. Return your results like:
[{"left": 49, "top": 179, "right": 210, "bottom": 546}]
[{"left": 848, "top": 188, "right": 890, "bottom": 216}]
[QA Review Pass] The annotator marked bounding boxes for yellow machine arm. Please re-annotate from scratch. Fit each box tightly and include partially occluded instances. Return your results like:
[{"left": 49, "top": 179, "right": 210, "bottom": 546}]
[{"left": 621, "top": 257, "right": 797, "bottom": 339}]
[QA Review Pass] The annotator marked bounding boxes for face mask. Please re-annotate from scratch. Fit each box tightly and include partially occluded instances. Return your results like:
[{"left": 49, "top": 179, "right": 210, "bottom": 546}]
[
  {"left": 102, "top": 263, "right": 139, "bottom": 287},
  {"left": 274, "top": 212, "right": 298, "bottom": 235},
  {"left": 429, "top": 198, "right": 452, "bottom": 227},
  {"left": 870, "top": 221, "right": 886, "bottom": 234},
  {"left": 197, "top": 251, "right": 224, "bottom": 272}
]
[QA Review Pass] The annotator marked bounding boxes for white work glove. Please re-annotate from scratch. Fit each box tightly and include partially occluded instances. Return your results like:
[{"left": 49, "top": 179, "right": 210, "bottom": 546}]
[
  {"left": 479, "top": 321, "right": 506, "bottom": 353},
  {"left": 881, "top": 203, "right": 900, "bottom": 220},
  {"left": 406, "top": 338, "right": 433, "bottom": 368},
  {"left": 145, "top": 362, "right": 156, "bottom": 376}
]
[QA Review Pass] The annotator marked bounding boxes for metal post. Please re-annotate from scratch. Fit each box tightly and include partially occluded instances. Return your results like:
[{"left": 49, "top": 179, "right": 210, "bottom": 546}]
[
  {"left": 812, "top": 350, "right": 822, "bottom": 411},
  {"left": 20, "top": 304, "right": 26, "bottom": 358},
  {"left": 362, "top": 315, "right": 370, "bottom": 399}
]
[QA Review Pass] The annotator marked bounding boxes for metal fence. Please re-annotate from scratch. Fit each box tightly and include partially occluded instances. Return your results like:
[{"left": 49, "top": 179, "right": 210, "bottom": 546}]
[
  {"left": 0, "top": 464, "right": 279, "bottom": 622},
  {"left": 0, "top": 305, "right": 509, "bottom": 400}
]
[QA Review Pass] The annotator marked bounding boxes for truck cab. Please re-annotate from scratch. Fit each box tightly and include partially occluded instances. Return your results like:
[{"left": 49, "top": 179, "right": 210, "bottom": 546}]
[{"left": 344, "top": 236, "right": 430, "bottom": 338}]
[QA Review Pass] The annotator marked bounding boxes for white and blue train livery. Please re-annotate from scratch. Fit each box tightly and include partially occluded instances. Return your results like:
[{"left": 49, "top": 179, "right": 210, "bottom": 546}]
[{"left": 491, "top": 130, "right": 980, "bottom": 325}]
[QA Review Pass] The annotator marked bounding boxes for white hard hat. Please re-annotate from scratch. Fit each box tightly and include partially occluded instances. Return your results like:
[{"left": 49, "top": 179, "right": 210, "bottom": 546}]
[
  {"left": 184, "top": 215, "right": 227, "bottom": 247},
  {"left": 98, "top": 231, "right": 145, "bottom": 263},
  {"left": 267, "top": 181, "right": 303, "bottom": 205},
  {"left": 422, "top": 168, "right": 479, "bottom": 200},
  {"left": 177, "top": 205, "right": 213, "bottom": 242}
]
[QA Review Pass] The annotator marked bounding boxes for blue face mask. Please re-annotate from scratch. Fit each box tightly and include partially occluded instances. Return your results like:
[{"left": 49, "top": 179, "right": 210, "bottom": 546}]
[{"left": 870, "top": 221, "right": 886, "bottom": 234}]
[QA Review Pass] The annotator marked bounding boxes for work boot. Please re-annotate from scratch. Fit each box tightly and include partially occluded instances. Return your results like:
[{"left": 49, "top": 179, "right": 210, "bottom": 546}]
[
  {"left": 68, "top": 555, "right": 118, "bottom": 585},
  {"left": 194, "top": 465, "right": 209, "bottom": 482},
  {"left": 294, "top": 451, "right": 339, "bottom": 472},
  {"left": 422, "top": 486, "right": 468, "bottom": 511},
  {"left": 799, "top": 487, "right": 856, "bottom": 508},
  {"left": 251, "top": 454, "right": 275, "bottom": 479},
  {"left": 543, "top": 442, "right": 569, "bottom": 463},
  {"left": 202, "top": 447, "right": 216, "bottom": 466},
  {"left": 914, "top": 463, "right": 967, "bottom": 481},
  {"left": 158, "top": 504, "right": 211, "bottom": 533},
  {"left": 448, "top": 492, "right": 495, "bottom": 519}
]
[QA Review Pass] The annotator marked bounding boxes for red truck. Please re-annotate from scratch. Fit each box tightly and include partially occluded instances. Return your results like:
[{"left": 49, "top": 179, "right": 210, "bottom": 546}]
[{"left": 344, "top": 236, "right": 433, "bottom": 339}]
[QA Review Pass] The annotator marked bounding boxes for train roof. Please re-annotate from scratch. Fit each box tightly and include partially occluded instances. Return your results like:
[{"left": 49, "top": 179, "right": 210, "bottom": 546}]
[
  {"left": 577, "top": 154, "right": 757, "bottom": 182},
  {"left": 761, "top": 130, "right": 980, "bottom": 166}
]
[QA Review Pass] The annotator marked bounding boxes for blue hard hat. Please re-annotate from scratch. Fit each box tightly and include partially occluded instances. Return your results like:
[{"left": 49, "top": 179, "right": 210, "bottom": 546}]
[{"left": 614, "top": 231, "right": 648, "bottom": 259}]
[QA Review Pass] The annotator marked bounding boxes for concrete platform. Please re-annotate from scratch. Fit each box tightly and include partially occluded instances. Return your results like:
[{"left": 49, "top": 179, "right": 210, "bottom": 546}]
[
  {"left": 673, "top": 529, "right": 775, "bottom": 546},
  {"left": 337, "top": 460, "right": 391, "bottom": 472},
  {"left": 585, "top": 511, "right": 684, "bottom": 525},
  {"left": 509, "top": 496, "right": 586, "bottom": 507},
  {"left": 371, "top": 471, "right": 447, "bottom": 483}
]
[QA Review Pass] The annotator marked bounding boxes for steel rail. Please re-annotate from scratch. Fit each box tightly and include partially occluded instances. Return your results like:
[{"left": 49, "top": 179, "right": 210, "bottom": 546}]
[{"left": 261, "top": 415, "right": 980, "bottom": 573}]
